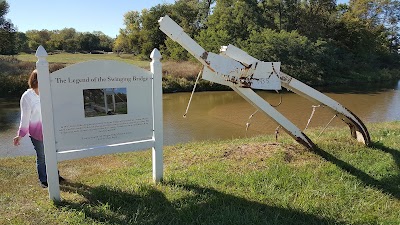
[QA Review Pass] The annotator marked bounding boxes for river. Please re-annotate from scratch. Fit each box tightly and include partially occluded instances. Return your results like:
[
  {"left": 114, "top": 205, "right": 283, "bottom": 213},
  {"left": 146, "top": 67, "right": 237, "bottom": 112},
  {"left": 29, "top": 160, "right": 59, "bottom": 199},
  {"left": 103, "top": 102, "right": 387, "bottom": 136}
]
[{"left": 1, "top": 80, "right": 399, "bottom": 157}]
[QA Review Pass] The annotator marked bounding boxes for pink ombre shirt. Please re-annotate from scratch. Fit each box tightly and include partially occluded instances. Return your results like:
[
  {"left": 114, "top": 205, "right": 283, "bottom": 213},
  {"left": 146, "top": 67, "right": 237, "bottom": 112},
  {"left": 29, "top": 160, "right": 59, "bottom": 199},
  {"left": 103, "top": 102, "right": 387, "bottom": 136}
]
[{"left": 17, "top": 89, "right": 43, "bottom": 141}]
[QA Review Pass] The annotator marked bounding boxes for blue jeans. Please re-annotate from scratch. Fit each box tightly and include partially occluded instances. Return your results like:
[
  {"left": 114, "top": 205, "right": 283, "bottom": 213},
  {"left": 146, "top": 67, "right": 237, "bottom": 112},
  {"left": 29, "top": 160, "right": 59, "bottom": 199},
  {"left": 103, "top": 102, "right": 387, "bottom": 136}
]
[{"left": 30, "top": 137, "right": 47, "bottom": 183}]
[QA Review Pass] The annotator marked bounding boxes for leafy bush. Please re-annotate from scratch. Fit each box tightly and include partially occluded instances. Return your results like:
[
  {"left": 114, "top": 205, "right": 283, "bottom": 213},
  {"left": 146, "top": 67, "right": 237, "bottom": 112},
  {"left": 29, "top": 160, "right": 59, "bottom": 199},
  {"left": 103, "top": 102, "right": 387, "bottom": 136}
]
[
  {"left": 0, "top": 56, "right": 65, "bottom": 96},
  {"left": 240, "top": 29, "right": 327, "bottom": 85},
  {"left": 161, "top": 38, "right": 192, "bottom": 61},
  {"left": 0, "top": 55, "right": 35, "bottom": 76},
  {"left": 240, "top": 29, "right": 400, "bottom": 86}
]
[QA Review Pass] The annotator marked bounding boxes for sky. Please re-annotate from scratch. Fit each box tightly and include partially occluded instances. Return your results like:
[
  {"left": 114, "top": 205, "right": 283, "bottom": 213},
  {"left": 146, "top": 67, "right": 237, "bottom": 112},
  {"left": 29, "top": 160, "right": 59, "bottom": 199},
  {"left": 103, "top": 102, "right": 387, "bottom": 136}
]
[
  {"left": 6, "top": 0, "right": 349, "bottom": 38},
  {"left": 6, "top": 0, "right": 175, "bottom": 37}
]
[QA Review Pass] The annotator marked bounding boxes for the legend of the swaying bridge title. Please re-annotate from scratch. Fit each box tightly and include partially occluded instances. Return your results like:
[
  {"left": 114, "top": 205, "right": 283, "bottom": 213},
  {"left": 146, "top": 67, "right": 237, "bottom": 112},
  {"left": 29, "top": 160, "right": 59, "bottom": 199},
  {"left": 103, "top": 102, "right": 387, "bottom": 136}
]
[{"left": 54, "top": 75, "right": 149, "bottom": 84}]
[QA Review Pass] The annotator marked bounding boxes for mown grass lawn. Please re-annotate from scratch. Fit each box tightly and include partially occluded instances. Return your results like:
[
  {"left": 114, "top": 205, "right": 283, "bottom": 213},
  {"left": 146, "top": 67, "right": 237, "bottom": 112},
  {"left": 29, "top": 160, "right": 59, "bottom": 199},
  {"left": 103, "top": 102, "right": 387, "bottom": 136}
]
[
  {"left": 16, "top": 53, "right": 151, "bottom": 68},
  {"left": 1, "top": 122, "right": 399, "bottom": 224}
]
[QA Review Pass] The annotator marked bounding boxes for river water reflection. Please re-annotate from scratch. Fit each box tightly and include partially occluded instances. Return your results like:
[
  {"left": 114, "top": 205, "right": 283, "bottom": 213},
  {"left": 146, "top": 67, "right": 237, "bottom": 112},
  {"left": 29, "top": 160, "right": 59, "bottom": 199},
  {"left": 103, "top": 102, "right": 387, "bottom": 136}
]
[{"left": 1, "top": 80, "right": 399, "bottom": 157}]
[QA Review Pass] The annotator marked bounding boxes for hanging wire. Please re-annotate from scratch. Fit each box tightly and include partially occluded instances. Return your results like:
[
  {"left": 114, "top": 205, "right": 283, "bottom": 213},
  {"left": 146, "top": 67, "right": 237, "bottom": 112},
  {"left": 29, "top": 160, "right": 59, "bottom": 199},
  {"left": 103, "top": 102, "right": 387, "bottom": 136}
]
[
  {"left": 275, "top": 126, "right": 281, "bottom": 141},
  {"left": 183, "top": 69, "right": 202, "bottom": 118},
  {"left": 304, "top": 105, "right": 320, "bottom": 131},
  {"left": 246, "top": 90, "right": 282, "bottom": 131},
  {"left": 317, "top": 114, "right": 337, "bottom": 138},
  {"left": 245, "top": 90, "right": 282, "bottom": 132},
  {"left": 270, "top": 90, "right": 283, "bottom": 107},
  {"left": 246, "top": 109, "right": 258, "bottom": 131}
]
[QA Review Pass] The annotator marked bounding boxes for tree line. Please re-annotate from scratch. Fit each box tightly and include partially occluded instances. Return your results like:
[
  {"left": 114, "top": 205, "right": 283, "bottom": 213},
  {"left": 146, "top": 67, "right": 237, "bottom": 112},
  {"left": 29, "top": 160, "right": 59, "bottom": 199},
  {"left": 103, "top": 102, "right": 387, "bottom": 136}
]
[
  {"left": 114, "top": 0, "right": 400, "bottom": 84},
  {"left": 1, "top": 0, "right": 400, "bottom": 85},
  {"left": 0, "top": 1, "right": 113, "bottom": 54}
]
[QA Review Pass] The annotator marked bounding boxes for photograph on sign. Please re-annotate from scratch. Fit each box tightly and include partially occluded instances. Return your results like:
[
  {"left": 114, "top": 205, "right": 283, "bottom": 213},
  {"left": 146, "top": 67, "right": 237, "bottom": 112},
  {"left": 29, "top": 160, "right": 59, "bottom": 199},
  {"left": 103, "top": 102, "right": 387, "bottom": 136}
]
[{"left": 83, "top": 88, "right": 128, "bottom": 117}]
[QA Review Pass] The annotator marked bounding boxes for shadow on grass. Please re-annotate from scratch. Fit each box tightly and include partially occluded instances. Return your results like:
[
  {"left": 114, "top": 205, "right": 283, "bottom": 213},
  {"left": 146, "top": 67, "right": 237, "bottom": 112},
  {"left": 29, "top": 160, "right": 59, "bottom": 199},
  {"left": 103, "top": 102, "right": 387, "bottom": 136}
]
[
  {"left": 371, "top": 141, "right": 400, "bottom": 192},
  {"left": 312, "top": 142, "right": 400, "bottom": 199},
  {"left": 58, "top": 180, "right": 344, "bottom": 225}
]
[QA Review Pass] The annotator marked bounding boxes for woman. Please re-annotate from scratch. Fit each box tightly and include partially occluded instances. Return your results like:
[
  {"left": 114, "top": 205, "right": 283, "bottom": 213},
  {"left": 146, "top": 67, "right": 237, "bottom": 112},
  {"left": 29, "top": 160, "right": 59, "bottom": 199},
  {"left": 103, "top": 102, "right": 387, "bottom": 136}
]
[{"left": 13, "top": 69, "right": 64, "bottom": 188}]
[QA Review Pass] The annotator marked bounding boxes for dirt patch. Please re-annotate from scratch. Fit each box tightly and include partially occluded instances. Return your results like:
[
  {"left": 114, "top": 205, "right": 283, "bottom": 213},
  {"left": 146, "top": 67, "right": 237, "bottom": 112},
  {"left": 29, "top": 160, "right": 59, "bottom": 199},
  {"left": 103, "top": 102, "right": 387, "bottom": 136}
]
[
  {"left": 282, "top": 144, "right": 320, "bottom": 166},
  {"left": 282, "top": 144, "right": 304, "bottom": 163},
  {"left": 221, "top": 142, "right": 317, "bottom": 167},
  {"left": 222, "top": 142, "right": 282, "bottom": 161}
]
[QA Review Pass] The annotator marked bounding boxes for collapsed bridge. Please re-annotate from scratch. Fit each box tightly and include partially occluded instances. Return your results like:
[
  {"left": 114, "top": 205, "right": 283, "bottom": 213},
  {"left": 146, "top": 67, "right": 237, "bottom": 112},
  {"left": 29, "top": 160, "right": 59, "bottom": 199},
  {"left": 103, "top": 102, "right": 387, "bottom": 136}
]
[{"left": 158, "top": 15, "right": 370, "bottom": 150}]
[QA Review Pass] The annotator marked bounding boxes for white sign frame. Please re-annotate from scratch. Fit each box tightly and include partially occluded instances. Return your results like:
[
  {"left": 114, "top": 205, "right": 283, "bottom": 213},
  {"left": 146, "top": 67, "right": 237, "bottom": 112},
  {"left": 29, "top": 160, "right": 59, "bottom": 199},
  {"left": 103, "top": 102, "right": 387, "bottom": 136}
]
[{"left": 35, "top": 46, "right": 163, "bottom": 201}]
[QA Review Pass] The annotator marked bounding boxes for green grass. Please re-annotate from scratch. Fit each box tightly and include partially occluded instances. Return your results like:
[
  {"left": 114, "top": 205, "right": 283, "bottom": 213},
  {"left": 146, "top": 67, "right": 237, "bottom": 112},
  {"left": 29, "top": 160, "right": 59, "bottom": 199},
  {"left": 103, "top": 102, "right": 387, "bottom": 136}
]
[
  {"left": 16, "top": 53, "right": 151, "bottom": 68},
  {"left": 1, "top": 121, "right": 399, "bottom": 224}
]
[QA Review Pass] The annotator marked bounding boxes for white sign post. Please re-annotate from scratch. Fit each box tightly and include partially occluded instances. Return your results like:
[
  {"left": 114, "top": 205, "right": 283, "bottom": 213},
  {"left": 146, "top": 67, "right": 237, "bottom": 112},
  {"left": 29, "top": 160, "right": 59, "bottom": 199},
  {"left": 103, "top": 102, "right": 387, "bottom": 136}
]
[{"left": 35, "top": 46, "right": 163, "bottom": 201}]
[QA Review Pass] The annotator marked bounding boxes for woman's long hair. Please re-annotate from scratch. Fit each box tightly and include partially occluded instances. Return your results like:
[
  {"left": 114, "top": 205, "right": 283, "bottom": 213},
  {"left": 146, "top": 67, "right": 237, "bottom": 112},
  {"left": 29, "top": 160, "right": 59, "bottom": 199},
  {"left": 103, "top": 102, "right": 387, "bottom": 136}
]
[{"left": 28, "top": 69, "right": 38, "bottom": 89}]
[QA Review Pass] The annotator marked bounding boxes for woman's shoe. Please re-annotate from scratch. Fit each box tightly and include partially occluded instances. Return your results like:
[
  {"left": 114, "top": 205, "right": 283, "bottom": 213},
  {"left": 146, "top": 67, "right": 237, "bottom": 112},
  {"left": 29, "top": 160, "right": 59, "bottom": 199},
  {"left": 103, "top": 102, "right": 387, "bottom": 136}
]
[
  {"left": 40, "top": 181, "right": 48, "bottom": 188},
  {"left": 59, "top": 176, "right": 66, "bottom": 182}
]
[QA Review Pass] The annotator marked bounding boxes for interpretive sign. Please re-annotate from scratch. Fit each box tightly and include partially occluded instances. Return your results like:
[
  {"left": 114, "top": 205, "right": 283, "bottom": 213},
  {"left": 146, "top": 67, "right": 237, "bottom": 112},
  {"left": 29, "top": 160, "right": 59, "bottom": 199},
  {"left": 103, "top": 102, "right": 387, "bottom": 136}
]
[
  {"left": 50, "top": 61, "right": 153, "bottom": 153},
  {"left": 35, "top": 46, "right": 163, "bottom": 201}
]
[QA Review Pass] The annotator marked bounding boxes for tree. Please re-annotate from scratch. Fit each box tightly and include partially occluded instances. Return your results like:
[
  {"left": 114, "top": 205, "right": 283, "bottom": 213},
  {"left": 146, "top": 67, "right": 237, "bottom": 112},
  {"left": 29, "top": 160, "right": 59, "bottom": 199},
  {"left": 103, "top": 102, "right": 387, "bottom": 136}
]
[
  {"left": 160, "top": 0, "right": 205, "bottom": 60},
  {"left": 337, "top": 0, "right": 400, "bottom": 68},
  {"left": 25, "top": 29, "right": 53, "bottom": 51},
  {"left": 257, "top": 0, "right": 280, "bottom": 30},
  {"left": 297, "top": 0, "right": 337, "bottom": 40},
  {"left": 114, "top": 11, "right": 143, "bottom": 54},
  {"left": 58, "top": 28, "right": 79, "bottom": 52},
  {"left": 140, "top": 4, "right": 173, "bottom": 55},
  {"left": 114, "top": 1, "right": 215, "bottom": 58},
  {"left": 77, "top": 32, "right": 100, "bottom": 52},
  {"left": 242, "top": 29, "right": 318, "bottom": 83},
  {"left": 113, "top": 31, "right": 130, "bottom": 53},
  {"left": 0, "top": 0, "right": 16, "bottom": 55},
  {"left": 170, "top": 0, "right": 206, "bottom": 35},
  {"left": 379, "top": 0, "right": 400, "bottom": 53},
  {"left": 162, "top": 37, "right": 191, "bottom": 61},
  {"left": 196, "top": 0, "right": 265, "bottom": 53},
  {"left": 279, "top": 0, "right": 302, "bottom": 31},
  {"left": 197, "top": 0, "right": 216, "bottom": 28},
  {"left": 114, "top": 3, "right": 173, "bottom": 56},
  {"left": 14, "top": 32, "right": 29, "bottom": 53},
  {"left": 94, "top": 31, "right": 113, "bottom": 52}
]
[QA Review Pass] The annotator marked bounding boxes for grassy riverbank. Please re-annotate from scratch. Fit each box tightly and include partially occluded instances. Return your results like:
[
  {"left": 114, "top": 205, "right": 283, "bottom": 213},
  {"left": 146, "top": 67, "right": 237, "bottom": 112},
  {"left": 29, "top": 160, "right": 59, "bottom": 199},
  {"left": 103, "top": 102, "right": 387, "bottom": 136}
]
[
  {"left": 0, "top": 53, "right": 227, "bottom": 97},
  {"left": 1, "top": 121, "right": 399, "bottom": 224},
  {"left": 2, "top": 53, "right": 399, "bottom": 97}
]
